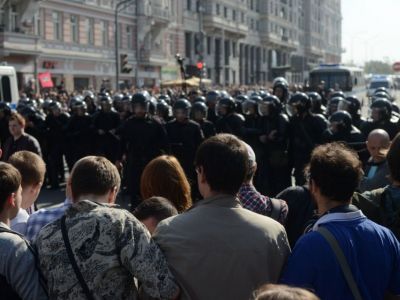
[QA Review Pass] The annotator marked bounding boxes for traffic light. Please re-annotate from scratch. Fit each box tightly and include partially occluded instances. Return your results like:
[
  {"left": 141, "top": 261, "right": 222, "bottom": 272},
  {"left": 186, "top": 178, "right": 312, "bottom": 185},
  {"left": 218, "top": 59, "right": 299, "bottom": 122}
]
[
  {"left": 196, "top": 61, "right": 204, "bottom": 70},
  {"left": 120, "top": 54, "right": 132, "bottom": 73},
  {"left": 194, "top": 32, "right": 204, "bottom": 56}
]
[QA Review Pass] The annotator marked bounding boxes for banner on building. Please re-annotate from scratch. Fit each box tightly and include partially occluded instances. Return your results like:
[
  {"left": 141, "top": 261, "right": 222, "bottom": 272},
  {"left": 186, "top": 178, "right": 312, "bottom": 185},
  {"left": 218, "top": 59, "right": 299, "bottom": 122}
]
[{"left": 38, "top": 72, "right": 54, "bottom": 88}]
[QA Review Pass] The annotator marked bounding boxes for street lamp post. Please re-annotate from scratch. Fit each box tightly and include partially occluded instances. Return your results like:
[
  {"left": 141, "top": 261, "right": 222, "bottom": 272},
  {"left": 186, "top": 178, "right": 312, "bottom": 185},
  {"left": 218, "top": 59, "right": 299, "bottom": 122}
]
[{"left": 115, "top": 0, "right": 134, "bottom": 91}]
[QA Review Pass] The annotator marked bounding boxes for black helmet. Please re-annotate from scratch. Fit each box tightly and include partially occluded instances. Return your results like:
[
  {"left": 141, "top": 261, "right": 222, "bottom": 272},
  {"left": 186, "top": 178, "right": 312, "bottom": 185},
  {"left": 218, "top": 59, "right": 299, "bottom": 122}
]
[
  {"left": 192, "top": 101, "right": 208, "bottom": 119},
  {"left": 0, "top": 101, "right": 11, "bottom": 116},
  {"left": 328, "top": 96, "right": 349, "bottom": 115},
  {"left": 308, "top": 92, "right": 325, "bottom": 114},
  {"left": 71, "top": 100, "right": 87, "bottom": 114},
  {"left": 329, "top": 111, "right": 353, "bottom": 133},
  {"left": 242, "top": 97, "right": 258, "bottom": 115},
  {"left": 372, "top": 91, "right": 391, "bottom": 102},
  {"left": 122, "top": 94, "right": 132, "bottom": 103},
  {"left": 156, "top": 100, "right": 170, "bottom": 117},
  {"left": 392, "top": 103, "right": 400, "bottom": 114},
  {"left": 69, "top": 95, "right": 84, "bottom": 108},
  {"left": 217, "top": 96, "right": 236, "bottom": 116},
  {"left": 235, "top": 94, "right": 249, "bottom": 104},
  {"left": 345, "top": 96, "right": 361, "bottom": 116},
  {"left": 83, "top": 91, "right": 95, "bottom": 101},
  {"left": 173, "top": 98, "right": 191, "bottom": 118},
  {"left": 49, "top": 101, "right": 62, "bottom": 112},
  {"left": 113, "top": 93, "right": 124, "bottom": 103},
  {"left": 272, "top": 77, "right": 288, "bottom": 88},
  {"left": 330, "top": 91, "right": 345, "bottom": 100},
  {"left": 370, "top": 99, "right": 392, "bottom": 121},
  {"left": 374, "top": 87, "right": 390, "bottom": 95},
  {"left": 158, "top": 94, "right": 171, "bottom": 104},
  {"left": 206, "top": 90, "right": 220, "bottom": 105},
  {"left": 258, "top": 95, "right": 281, "bottom": 117},
  {"left": 99, "top": 95, "right": 113, "bottom": 104},
  {"left": 148, "top": 97, "right": 158, "bottom": 115},
  {"left": 194, "top": 96, "right": 206, "bottom": 103},
  {"left": 131, "top": 93, "right": 149, "bottom": 110},
  {"left": 273, "top": 80, "right": 289, "bottom": 102},
  {"left": 288, "top": 92, "right": 311, "bottom": 115}
]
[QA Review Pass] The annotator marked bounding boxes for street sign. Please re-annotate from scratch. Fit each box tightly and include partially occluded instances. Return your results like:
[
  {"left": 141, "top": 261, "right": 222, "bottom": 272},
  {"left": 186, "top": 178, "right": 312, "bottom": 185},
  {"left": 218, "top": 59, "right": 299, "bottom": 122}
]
[{"left": 393, "top": 62, "right": 400, "bottom": 72}]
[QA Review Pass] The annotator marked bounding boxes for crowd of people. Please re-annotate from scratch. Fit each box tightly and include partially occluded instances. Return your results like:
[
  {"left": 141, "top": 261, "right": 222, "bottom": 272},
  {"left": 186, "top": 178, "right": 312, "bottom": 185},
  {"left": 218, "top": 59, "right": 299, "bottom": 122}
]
[{"left": 0, "top": 77, "right": 399, "bottom": 299}]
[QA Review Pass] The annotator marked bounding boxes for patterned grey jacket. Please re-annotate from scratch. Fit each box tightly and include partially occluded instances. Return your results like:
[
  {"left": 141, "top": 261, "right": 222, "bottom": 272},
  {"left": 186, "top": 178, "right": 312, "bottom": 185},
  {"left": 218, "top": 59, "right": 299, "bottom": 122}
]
[{"left": 35, "top": 200, "right": 179, "bottom": 300}]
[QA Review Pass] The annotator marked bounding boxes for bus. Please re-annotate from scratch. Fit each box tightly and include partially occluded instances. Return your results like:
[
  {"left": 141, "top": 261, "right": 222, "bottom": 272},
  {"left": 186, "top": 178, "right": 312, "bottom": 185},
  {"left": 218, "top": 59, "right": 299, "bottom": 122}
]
[
  {"left": 309, "top": 64, "right": 365, "bottom": 94},
  {"left": 0, "top": 65, "right": 19, "bottom": 104}
]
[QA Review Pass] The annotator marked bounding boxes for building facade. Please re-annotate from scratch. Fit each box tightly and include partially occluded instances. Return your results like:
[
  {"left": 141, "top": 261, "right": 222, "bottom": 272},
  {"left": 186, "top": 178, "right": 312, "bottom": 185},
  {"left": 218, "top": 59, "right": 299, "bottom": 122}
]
[{"left": 0, "top": 0, "right": 341, "bottom": 91}]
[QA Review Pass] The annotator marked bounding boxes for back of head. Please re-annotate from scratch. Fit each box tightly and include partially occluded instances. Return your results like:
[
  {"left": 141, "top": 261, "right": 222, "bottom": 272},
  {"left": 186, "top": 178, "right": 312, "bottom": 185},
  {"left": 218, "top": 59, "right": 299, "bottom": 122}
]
[
  {"left": 133, "top": 196, "right": 178, "bottom": 223},
  {"left": 387, "top": 132, "right": 400, "bottom": 183},
  {"left": 0, "top": 162, "right": 21, "bottom": 213},
  {"left": 195, "top": 134, "right": 248, "bottom": 195},
  {"left": 8, "top": 151, "right": 46, "bottom": 188},
  {"left": 308, "top": 143, "right": 362, "bottom": 202},
  {"left": 70, "top": 156, "right": 121, "bottom": 201},
  {"left": 254, "top": 284, "right": 319, "bottom": 300},
  {"left": 140, "top": 155, "right": 192, "bottom": 213}
]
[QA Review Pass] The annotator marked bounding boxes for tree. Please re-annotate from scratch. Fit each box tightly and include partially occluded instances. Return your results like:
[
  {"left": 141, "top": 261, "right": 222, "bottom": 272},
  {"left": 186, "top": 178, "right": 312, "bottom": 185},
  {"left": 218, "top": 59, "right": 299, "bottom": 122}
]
[{"left": 364, "top": 60, "right": 393, "bottom": 75}]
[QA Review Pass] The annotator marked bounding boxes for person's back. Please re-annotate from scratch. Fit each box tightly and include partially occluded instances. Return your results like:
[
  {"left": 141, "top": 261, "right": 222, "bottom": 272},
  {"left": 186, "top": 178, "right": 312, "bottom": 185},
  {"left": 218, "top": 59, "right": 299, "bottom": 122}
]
[
  {"left": 281, "top": 143, "right": 400, "bottom": 299},
  {"left": 154, "top": 134, "right": 290, "bottom": 299},
  {"left": 35, "top": 156, "right": 179, "bottom": 300},
  {"left": 155, "top": 197, "right": 289, "bottom": 299}
]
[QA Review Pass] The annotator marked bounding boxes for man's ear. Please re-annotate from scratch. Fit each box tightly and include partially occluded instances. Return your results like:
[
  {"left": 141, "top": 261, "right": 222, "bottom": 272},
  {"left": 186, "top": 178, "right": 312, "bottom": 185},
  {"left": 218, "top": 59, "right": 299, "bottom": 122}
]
[
  {"left": 107, "top": 186, "right": 118, "bottom": 204},
  {"left": 7, "top": 193, "right": 16, "bottom": 208},
  {"left": 198, "top": 167, "right": 207, "bottom": 184},
  {"left": 0, "top": 148, "right": 2, "bottom": 159}
]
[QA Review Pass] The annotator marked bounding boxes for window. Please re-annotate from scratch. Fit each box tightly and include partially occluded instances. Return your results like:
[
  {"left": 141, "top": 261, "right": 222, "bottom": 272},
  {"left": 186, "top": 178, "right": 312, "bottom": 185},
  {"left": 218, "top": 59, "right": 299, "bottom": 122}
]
[
  {"left": 232, "top": 42, "right": 237, "bottom": 58},
  {"left": 34, "top": 12, "right": 41, "bottom": 36},
  {"left": 52, "top": 11, "right": 62, "bottom": 41},
  {"left": 216, "top": 4, "right": 220, "bottom": 15},
  {"left": 126, "top": 25, "right": 132, "bottom": 49},
  {"left": 223, "top": 7, "right": 227, "bottom": 18},
  {"left": 232, "top": 10, "right": 236, "bottom": 21},
  {"left": 70, "top": 15, "right": 79, "bottom": 43},
  {"left": 207, "top": 36, "right": 211, "bottom": 54},
  {"left": 187, "top": 0, "right": 191, "bottom": 11},
  {"left": 101, "top": 20, "right": 108, "bottom": 47},
  {"left": 185, "top": 32, "right": 192, "bottom": 58},
  {"left": 11, "top": 5, "right": 18, "bottom": 32},
  {"left": 241, "top": 12, "right": 245, "bottom": 23},
  {"left": 87, "top": 18, "right": 94, "bottom": 45}
]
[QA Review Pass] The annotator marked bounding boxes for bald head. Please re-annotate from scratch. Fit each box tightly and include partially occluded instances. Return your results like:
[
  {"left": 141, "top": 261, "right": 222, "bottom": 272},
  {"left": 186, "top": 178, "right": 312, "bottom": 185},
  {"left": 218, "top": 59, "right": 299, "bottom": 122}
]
[{"left": 367, "top": 129, "right": 391, "bottom": 163}]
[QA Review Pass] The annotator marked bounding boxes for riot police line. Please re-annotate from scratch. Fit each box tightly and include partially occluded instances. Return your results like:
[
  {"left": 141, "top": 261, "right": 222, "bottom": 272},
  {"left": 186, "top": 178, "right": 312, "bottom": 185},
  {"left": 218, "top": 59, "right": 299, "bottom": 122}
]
[{"left": 0, "top": 77, "right": 399, "bottom": 207}]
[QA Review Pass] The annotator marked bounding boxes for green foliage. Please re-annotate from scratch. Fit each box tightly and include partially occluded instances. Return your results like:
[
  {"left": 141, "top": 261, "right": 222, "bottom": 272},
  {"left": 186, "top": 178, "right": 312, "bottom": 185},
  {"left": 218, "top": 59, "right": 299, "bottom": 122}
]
[{"left": 364, "top": 60, "right": 393, "bottom": 74}]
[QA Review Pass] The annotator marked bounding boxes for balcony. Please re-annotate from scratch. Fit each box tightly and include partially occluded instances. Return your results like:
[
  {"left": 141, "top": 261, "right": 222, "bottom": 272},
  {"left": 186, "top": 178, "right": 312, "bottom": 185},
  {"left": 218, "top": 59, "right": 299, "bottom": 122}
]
[
  {"left": 151, "top": 6, "right": 170, "bottom": 24},
  {"left": 203, "top": 15, "right": 248, "bottom": 38},
  {"left": 261, "top": 32, "right": 298, "bottom": 51},
  {"left": 138, "top": 48, "right": 168, "bottom": 66},
  {"left": 0, "top": 31, "right": 41, "bottom": 56}
]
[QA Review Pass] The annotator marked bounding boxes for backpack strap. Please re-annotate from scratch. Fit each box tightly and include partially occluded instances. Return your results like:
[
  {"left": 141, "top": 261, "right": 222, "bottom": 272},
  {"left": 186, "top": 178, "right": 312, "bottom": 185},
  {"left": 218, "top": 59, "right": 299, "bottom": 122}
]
[
  {"left": 317, "top": 226, "right": 363, "bottom": 300},
  {"left": 60, "top": 215, "right": 95, "bottom": 300},
  {"left": 270, "top": 198, "right": 282, "bottom": 221}
]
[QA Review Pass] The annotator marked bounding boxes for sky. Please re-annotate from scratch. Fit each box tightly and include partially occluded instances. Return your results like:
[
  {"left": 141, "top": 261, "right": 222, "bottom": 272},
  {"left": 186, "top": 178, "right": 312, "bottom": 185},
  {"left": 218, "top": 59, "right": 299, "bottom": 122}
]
[{"left": 341, "top": 0, "right": 400, "bottom": 66}]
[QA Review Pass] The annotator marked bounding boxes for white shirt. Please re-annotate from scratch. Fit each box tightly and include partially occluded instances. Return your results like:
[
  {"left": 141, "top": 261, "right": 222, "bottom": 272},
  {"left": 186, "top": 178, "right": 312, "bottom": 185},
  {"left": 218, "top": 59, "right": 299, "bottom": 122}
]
[{"left": 10, "top": 208, "right": 29, "bottom": 235}]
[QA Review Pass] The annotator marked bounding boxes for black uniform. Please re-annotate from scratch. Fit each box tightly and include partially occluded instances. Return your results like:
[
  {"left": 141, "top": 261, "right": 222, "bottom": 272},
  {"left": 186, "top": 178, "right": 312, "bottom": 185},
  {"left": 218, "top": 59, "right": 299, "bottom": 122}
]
[
  {"left": 65, "top": 114, "right": 94, "bottom": 169},
  {"left": 45, "top": 112, "right": 70, "bottom": 188},
  {"left": 361, "top": 120, "right": 399, "bottom": 140},
  {"left": 118, "top": 116, "right": 168, "bottom": 206},
  {"left": 289, "top": 113, "right": 328, "bottom": 185},
  {"left": 257, "top": 113, "right": 291, "bottom": 196},
  {"left": 196, "top": 119, "right": 216, "bottom": 139},
  {"left": 216, "top": 113, "right": 245, "bottom": 138},
  {"left": 166, "top": 119, "right": 204, "bottom": 183},
  {"left": 92, "top": 109, "right": 121, "bottom": 163}
]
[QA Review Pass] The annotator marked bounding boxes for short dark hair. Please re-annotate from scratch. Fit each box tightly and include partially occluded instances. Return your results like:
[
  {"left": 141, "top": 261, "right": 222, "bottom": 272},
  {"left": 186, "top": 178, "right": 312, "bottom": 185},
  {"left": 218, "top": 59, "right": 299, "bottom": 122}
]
[
  {"left": 8, "top": 151, "right": 46, "bottom": 188},
  {"left": 387, "top": 132, "right": 400, "bottom": 182},
  {"left": 0, "top": 162, "right": 21, "bottom": 212},
  {"left": 70, "top": 156, "right": 121, "bottom": 201},
  {"left": 308, "top": 143, "right": 362, "bottom": 202},
  {"left": 195, "top": 134, "right": 248, "bottom": 195},
  {"left": 133, "top": 196, "right": 178, "bottom": 222}
]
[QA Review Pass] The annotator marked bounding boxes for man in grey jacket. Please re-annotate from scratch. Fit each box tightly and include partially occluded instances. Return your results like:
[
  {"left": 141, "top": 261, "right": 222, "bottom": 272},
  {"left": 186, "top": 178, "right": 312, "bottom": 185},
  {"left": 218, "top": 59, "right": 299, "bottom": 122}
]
[
  {"left": 0, "top": 162, "right": 48, "bottom": 300},
  {"left": 154, "top": 134, "right": 291, "bottom": 300}
]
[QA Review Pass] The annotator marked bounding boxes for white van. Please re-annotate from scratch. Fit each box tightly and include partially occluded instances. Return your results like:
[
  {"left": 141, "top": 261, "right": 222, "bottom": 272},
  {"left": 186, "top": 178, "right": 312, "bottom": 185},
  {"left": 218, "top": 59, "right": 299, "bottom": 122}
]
[
  {"left": 366, "top": 76, "right": 395, "bottom": 99},
  {"left": 0, "top": 66, "right": 19, "bottom": 105}
]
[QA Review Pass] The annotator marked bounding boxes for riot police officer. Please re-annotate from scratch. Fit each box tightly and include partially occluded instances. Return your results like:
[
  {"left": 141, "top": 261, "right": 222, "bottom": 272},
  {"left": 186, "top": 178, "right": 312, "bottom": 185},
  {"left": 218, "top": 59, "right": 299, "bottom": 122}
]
[
  {"left": 308, "top": 92, "right": 327, "bottom": 116},
  {"left": 0, "top": 102, "right": 11, "bottom": 143},
  {"left": 117, "top": 93, "right": 169, "bottom": 207},
  {"left": 361, "top": 98, "right": 399, "bottom": 139},
  {"left": 205, "top": 90, "right": 220, "bottom": 124},
  {"left": 155, "top": 100, "right": 172, "bottom": 124},
  {"left": 45, "top": 101, "right": 70, "bottom": 189},
  {"left": 65, "top": 100, "right": 94, "bottom": 170},
  {"left": 83, "top": 91, "right": 98, "bottom": 115},
  {"left": 257, "top": 95, "right": 291, "bottom": 196},
  {"left": 215, "top": 96, "right": 245, "bottom": 137},
  {"left": 92, "top": 95, "right": 121, "bottom": 163},
  {"left": 346, "top": 95, "right": 366, "bottom": 130},
  {"left": 272, "top": 78, "right": 289, "bottom": 104},
  {"left": 191, "top": 101, "right": 216, "bottom": 139},
  {"left": 323, "top": 111, "right": 365, "bottom": 145},
  {"left": 166, "top": 99, "right": 204, "bottom": 187},
  {"left": 242, "top": 96, "right": 262, "bottom": 160},
  {"left": 288, "top": 92, "right": 328, "bottom": 185}
]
